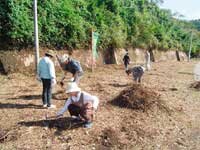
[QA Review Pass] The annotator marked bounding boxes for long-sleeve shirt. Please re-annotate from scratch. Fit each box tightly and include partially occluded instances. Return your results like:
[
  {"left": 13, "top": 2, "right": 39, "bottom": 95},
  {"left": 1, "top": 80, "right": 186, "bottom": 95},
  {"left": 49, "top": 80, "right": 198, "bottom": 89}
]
[
  {"left": 131, "top": 66, "right": 144, "bottom": 79},
  {"left": 63, "top": 59, "right": 83, "bottom": 75},
  {"left": 123, "top": 54, "right": 130, "bottom": 64},
  {"left": 57, "top": 91, "right": 99, "bottom": 116},
  {"left": 38, "top": 56, "right": 56, "bottom": 79}
]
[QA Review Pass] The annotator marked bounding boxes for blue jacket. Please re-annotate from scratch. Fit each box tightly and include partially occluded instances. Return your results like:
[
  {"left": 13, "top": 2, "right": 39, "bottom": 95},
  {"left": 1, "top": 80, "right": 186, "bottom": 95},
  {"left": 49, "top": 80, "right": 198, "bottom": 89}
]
[{"left": 38, "top": 56, "right": 56, "bottom": 79}]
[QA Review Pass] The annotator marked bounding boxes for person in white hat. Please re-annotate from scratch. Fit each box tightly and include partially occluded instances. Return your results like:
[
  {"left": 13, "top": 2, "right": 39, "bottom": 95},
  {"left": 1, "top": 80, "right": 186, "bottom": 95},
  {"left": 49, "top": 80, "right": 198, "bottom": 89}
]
[
  {"left": 56, "top": 54, "right": 83, "bottom": 85},
  {"left": 37, "top": 50, "right": 56, "bottom": 108},
  {"left": 56, "top": 82, "right": 99, "bottom": 128}
]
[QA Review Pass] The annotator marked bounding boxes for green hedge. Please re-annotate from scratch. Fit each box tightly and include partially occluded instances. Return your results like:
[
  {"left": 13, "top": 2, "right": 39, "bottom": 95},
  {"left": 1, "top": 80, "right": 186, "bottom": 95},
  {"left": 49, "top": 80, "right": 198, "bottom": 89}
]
[{"left": 0, "top": 0, "right": 200, "bottom": 54}]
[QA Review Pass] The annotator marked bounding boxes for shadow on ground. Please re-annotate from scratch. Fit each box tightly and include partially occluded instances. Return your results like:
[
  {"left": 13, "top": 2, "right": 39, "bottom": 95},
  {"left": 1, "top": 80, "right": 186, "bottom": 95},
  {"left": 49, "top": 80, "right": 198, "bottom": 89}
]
[
  {"left": 178, "top": 72, "right": 193, "bottom": 76},
  {"left": 108, "top": 83, "right": 129, "bottom": 88},
  {"left": 0, "top": 102, "right": 43, "bottom": 109},
  {"left": 6, "top": 94, "right": 41, "bottom": 100},
  {"left": 18, "top": 117, "right": 84, "bottom": 132},
  {"left": 6, "top": 91, "right": 67, "bottom": 101}
]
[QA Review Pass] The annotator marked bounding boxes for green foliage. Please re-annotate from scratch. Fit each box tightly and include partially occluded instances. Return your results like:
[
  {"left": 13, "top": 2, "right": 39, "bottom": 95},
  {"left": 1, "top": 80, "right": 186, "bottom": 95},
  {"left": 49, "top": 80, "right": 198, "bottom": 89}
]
[
  {"left": 8, "top": 0, "right": 34, "bottom": 45},
  {"left": 38, "top": 0, "right": 91, "bottom": 49},
  {"left": 88, "top": 0, "right": 126, "bottom": 49},
  {"left": 0, "top": 0, "right": 11, "bottom": 42},
  {"left": 192, "top": 19, "right": 200, "bottom": 31},
  {"left": 0, "top": 0, "right": 200, "bottom": 54}
]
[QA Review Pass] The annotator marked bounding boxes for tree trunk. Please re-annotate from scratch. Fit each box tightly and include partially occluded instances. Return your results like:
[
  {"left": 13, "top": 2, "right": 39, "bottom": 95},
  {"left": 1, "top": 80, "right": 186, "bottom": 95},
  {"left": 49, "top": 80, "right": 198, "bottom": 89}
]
[
  {"left": 176, "top": 50, "right": 180, "bottom": 61},
  {"left": 149, "top": 49, "right": 155, "bottom": 62}
]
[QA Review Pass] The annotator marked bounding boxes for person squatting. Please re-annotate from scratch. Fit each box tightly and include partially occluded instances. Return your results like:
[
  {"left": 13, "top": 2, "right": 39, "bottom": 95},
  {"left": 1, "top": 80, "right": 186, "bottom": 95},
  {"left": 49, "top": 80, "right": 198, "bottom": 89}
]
[{"left": 56, "top": 82, "right": 99, "bottom": 128}]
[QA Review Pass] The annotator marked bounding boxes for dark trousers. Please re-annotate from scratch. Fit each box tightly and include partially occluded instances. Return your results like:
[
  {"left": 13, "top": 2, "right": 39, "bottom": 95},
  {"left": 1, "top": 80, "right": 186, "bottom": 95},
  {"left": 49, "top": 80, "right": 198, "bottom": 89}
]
[
  {"left": 68, "top": 103, "right": 94, "bottom": 122},
  {"left": 41, "top": 78, "right": 52, "bottom": 106},
  {"left": 124, "top": 62, "right": 129, "bottom": 70}
]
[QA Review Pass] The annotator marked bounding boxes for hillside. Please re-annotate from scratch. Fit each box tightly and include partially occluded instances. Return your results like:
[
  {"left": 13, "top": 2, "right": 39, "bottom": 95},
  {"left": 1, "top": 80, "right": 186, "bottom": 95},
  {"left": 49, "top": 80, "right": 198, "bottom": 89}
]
[{"left": 0, "top": 0, "right": 200, "bottom": 54}]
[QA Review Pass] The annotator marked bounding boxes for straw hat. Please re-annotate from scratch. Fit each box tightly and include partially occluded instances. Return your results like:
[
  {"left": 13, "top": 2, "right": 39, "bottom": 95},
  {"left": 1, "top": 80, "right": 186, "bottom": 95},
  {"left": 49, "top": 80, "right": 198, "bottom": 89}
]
[
  {"left": 65, "top": 82, "right": 81, "bottom": 93},
  {"left": 45, "top": 50, "right": 55, "bottom": 57}
]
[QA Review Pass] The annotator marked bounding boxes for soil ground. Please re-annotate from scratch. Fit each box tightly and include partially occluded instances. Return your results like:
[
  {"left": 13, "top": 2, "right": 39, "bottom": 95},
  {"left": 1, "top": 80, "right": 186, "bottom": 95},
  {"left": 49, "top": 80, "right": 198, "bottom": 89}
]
[{"left": 0, "top": 60, "right": 200, "bottom": 150}]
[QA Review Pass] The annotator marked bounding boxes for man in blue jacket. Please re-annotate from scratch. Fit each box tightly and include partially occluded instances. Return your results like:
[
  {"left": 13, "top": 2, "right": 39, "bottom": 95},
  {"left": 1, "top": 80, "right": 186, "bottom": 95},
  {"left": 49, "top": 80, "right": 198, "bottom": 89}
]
[
  {"left": 57, "top": 54, "right": 83, "bottom": 85},
  {"left": 37, "top": 50, "right": 56, "bottom": 108}
]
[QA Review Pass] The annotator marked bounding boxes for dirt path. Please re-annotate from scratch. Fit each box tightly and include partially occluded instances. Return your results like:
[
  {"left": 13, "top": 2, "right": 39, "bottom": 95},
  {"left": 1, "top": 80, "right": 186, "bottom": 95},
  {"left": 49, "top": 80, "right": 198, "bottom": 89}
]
[{"left": 0, "top": 61, "right": 199, "bottom": 150}]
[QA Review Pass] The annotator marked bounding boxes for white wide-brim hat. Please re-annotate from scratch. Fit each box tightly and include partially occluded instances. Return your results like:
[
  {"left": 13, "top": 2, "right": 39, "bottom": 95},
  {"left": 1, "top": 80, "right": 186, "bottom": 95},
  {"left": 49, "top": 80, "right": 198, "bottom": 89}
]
[
  {"left": 60, "top": 54, "right": 69, "bottom": 63},
  {"left": 45, "top": 50, "right": 55, "bottom": 57},
  {"left": 65, "top": 82, "right": 81, "bottom": 93}
]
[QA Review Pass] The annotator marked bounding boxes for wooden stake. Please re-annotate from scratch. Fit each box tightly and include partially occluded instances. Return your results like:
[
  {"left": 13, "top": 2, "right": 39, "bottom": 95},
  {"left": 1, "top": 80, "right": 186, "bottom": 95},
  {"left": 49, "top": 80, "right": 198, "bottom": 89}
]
[{"left": 91, "top": 29, "right": 94, "bottom": 72}]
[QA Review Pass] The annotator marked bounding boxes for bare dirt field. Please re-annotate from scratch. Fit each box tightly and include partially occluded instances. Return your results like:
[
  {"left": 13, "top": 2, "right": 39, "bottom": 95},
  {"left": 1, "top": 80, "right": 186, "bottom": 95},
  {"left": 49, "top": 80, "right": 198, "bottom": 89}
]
[{"left": 0, "top": 60, "right": 199, "bottom": 150}]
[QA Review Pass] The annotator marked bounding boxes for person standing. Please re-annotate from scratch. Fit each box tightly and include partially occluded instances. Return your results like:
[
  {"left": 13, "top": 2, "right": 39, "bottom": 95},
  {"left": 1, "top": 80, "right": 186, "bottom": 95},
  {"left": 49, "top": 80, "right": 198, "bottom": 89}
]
[
  {"left": 145, "top": 50, "right": 151, "bottom": 71},
  {"left": 37, "top": 50, "right": 56, "bottom": 108},
  {"left": 123, "top": 52, "right": 130, "bottom": 70},
  {"left": 56, "top": 82, "right": 99, "bottom": 128},
  {"left": 56, "top": 54, "right": 83, "bottom": 85}
]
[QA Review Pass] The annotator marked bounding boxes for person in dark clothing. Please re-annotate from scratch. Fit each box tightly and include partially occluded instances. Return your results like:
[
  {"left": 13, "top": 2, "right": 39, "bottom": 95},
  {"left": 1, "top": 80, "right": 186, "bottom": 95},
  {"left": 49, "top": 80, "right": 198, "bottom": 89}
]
[
  {"left": 126, "top": 66, "right": 145, "bottom": 83},
  {"left": 123, "top": 52, "right": 130, "bottom": 70},
  {"left": 57, "top": 54, "right": 83, "bottom": 85}
]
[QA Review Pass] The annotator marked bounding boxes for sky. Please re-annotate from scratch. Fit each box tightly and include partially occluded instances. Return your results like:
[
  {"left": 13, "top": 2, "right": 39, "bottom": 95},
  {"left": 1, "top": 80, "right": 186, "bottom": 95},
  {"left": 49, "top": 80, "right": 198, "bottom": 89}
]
[{"left": 159, "top": 0, "right": 200, "bottom": 20}]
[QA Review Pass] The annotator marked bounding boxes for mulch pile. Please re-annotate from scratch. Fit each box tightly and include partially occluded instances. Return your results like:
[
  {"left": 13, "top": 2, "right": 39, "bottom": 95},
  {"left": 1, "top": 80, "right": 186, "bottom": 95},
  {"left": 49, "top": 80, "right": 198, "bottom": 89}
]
[
  {"left": 0, "top": 129, "right": 7, "bottom": 142},
  {"left": 110, "top": 83, "right": 169, "bottom": 112},
  {"left": 190, "top": 81, "right": 200, "bottom": 90},
  {"left": 0, "top": 129, "right": 18, "bottom": 143},
  {"left": 96, "top": 128, "right": 124, "bottom": 150},
  {"left": 100, "top": 128, "right": 120, "bottom": 147}
]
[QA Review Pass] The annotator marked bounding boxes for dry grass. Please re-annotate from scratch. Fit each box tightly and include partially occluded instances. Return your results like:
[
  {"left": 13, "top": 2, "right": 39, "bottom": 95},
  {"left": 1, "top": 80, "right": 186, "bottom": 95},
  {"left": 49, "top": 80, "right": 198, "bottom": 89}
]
[{"left": 0, "top": 60, "right": 200, "bottom": 149}]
